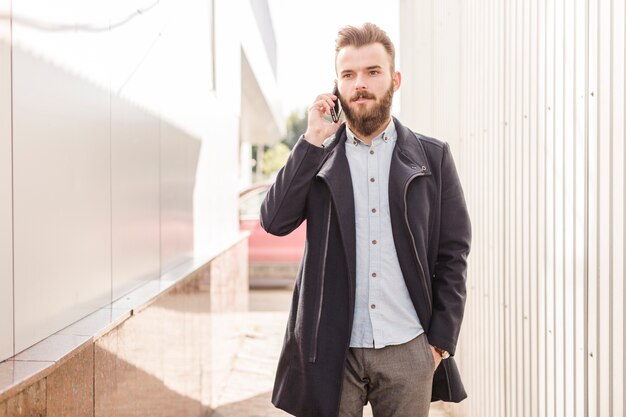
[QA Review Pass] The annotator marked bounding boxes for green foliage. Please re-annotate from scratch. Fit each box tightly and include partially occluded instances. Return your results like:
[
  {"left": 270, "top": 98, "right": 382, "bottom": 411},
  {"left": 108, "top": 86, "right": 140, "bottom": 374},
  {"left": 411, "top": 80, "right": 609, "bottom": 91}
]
[
  {"left": 282, "top": 109, "right": 308, "bottom": 149},
  {"left": 253, "top": 109, "right": 307, "bottom": 178},
  {"left": 262, "top": 143, "right": 291, "bottom": 177}
]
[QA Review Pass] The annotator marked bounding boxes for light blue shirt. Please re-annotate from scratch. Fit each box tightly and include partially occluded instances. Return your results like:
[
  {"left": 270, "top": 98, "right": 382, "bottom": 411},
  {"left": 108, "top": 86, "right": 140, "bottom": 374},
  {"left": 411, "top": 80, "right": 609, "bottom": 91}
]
[{"left": 345, "top": 120, "right": 424, "bottom": 349}]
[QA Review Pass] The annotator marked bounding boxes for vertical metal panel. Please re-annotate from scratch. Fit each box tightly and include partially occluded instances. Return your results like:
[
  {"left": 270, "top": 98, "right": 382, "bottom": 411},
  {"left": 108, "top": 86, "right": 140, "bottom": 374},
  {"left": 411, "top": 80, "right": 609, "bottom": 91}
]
[
  {"left": 554, "top": 1, "right": 567, "bottom": 415},
  {"left": 432, "top": 0, "right": 461, "bottom": 149},
  {"left": 398, "top": 0, "right": 434, "bottom": 136},
  {"left": 596, "top": 1, "right": 612, "bottom": 417},
  {"left": 544, "top": 0, "right": 557, "bottom": 414},
  {"left": 505, "top": 0, "right": 517, "bottom": 411},
  {"left": 573, "top": 2, "right": 588, "bottom": 417},
  {"left": 528, "top": 0, "right": 539, "bottom": 414},
  {"left": 111, "top": 95, "right": 161, "bottom": 300},
  {"left": 109, "top": 2, "right": 163, "bottom": 300},
  {"left": 536, "top": 0, "right": 548, "bottom": 415},
  {"left": 0, "top": 0, "right": 14, "bottom": 362},
  {"left": 486, "top": 1, "right": 502, "bottom": 416},
  {"left": 158, "top": 0, "right": 217, "bottom": 270},
  {"left": 398, "top": 0, "right": 626, "bottom": 416},
  {"left": 12, "top": 0, "right": 112, "bottom": 353},
  {"left": 522, "top": 0, "right": 532, "bottom": 414},
  {"left": 586, "top": 0, "right": 599, "bottom": 413},
  {"left": 514, "top": 3, "right": 524, "bottom": 416},
  {"left": 561, "top": 1, "right": 574, "bottom": 415},
  {"left": 496, "top": 0, "right": 503, "bottom": 411},
  {"left": 610, "top": 2, "right": 625, "bottom": 416},
  {"left": 159, "top": 122, "right": 197, "bottom": 271}
]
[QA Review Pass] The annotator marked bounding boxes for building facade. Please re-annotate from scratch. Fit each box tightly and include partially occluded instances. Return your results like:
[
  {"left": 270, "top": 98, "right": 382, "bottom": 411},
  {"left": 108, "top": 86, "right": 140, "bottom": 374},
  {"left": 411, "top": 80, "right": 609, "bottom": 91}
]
[
  {"left": 0, "top": 0, "right": 281, "bottom": 413},
  {"left": 399, "top": 1, "right": 625, "bottom": 416}
]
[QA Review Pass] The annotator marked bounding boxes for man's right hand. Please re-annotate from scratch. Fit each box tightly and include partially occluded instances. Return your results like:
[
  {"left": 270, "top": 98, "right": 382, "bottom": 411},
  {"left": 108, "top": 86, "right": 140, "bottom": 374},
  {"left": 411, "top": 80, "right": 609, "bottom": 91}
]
[{"left": 303, "top": 92, "right": 343, "bottom": 147}]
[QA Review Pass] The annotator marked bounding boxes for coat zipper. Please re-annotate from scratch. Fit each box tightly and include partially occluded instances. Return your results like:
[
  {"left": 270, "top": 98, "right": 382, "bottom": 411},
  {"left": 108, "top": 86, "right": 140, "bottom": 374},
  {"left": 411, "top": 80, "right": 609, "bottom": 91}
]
[
  {"left": 403, "top": 170, "right": 432, "bottom": 313},
  {"left": 309, "top": 197, "right": 332, "bottom": 363}
]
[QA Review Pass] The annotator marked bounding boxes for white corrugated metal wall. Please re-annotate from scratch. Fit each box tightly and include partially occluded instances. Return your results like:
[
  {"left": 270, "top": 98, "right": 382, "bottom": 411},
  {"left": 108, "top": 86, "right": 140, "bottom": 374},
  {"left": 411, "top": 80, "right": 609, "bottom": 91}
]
[{"left": 399, "top": 1, "right": 624, "bottom": 416}]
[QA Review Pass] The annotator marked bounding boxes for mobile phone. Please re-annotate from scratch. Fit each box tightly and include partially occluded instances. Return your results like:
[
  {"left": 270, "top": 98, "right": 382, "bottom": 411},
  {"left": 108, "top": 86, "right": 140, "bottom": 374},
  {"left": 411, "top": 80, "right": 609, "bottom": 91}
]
[{"left": 330, "top": 85, "right": 342, "bottom": 123}]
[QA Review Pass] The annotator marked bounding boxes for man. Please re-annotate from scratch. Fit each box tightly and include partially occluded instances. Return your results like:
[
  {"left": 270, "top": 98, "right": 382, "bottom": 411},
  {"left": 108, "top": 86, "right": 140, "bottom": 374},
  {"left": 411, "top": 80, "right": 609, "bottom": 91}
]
[{"left": 261, "top": 23, "right": 471, "bottom": 417}]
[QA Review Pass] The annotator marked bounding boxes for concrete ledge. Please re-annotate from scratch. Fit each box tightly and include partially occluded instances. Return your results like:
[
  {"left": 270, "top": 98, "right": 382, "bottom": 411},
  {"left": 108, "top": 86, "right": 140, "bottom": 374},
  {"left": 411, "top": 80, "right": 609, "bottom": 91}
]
[{"left": 0, "top": 235, "right": 248, "bottom": 415}]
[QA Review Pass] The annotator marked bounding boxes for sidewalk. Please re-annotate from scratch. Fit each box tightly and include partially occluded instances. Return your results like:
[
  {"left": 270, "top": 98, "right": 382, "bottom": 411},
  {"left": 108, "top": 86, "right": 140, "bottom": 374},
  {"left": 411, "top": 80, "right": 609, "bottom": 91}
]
[
  {"left": 210, "top": 310, "right": 290, "bottom": 417},
  {"left": 210, "top": 289, "right": 453, "bottom": 417}
]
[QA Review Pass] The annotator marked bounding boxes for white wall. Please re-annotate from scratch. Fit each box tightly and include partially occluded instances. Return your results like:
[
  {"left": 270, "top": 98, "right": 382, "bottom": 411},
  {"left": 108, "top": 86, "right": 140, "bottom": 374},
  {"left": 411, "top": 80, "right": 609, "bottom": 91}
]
[
  {"left": 400, "top": 1, "right": 625, "bottom": 416},
  {"left": 108, "top": 1, "right": 165, "bottom": 299},
  {"left": 110, "top": 94, "right": 161, "bottom": 300},
  {"left": 11, "top": 0, "right": 113, "bottom": 352},
  {"left": 399, "top": 0, "right": 461, "bottom": 149},
  {"left": 0, "top": 0, "right": 260, "bottom": 360},
  {"left": 0, "top": 0, "right": 13, "bottom": 362},
  {"left": 193, "top": 0, "right": 242, "bottom": 261},
  {"left": 12, "top": 42, "right": 113, "bottom": 353}
]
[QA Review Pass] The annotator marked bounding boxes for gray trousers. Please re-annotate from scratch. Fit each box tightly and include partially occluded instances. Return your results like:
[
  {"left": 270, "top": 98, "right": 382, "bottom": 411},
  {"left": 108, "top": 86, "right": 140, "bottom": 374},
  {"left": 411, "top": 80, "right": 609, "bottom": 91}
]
[{"left": 338, "top": 333, "right": 436, "bottom": 417}]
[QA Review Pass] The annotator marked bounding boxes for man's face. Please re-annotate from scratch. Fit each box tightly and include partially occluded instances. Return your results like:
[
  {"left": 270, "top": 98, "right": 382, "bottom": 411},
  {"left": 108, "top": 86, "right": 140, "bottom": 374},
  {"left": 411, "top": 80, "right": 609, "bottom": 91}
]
[{"left": 335, "top": 43, "right": 401, "bottom": 137}]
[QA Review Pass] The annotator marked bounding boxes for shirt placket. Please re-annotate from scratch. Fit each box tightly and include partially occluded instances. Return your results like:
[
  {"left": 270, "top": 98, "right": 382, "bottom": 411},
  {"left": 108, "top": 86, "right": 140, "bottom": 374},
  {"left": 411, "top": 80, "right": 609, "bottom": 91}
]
[{"left": 368, "top": 139, "right": 383, "bottom": 345}]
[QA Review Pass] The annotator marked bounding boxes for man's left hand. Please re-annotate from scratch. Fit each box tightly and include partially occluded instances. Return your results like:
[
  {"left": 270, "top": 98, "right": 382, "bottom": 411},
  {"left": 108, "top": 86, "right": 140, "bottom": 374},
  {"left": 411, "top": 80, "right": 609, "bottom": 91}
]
[{"left": 429, "top": 345, "right": 443, "bottom": 370}]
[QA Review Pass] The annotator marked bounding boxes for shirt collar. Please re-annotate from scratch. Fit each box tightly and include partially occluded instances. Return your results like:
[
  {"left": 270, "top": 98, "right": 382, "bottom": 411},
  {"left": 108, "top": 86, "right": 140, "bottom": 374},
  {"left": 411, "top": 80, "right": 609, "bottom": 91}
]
[{"left": 346, "top": 119, "right": 397, "bottom": 147}]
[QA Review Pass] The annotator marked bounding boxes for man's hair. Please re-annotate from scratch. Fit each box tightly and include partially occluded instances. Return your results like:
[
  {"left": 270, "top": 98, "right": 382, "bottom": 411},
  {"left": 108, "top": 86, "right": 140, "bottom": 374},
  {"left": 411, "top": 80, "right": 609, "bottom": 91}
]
[{"left": 335, "top": 23, "right": 396, "bottom": 71}]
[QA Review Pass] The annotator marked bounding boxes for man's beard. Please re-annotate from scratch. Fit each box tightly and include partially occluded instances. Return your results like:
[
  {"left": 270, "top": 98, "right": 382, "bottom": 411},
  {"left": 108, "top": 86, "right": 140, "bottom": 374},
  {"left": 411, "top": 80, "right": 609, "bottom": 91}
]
[{"left": 340, "top": 81, "right": 394, "bottom": 138}]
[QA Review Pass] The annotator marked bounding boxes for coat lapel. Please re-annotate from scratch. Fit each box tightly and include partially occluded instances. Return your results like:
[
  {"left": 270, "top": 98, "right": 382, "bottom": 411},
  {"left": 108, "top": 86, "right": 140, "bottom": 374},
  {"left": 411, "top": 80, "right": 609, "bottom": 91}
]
[
  {"left": 315, "top": 127, "right": 357, "bottom": 305},
  {"left": 388, "top": 117, "right": 433, "bottom": 227},
  {"left": 389, "top": 117, "right": 433, "bottom": 202},
  {"left": 388, "top": 118, "right": 434, "bottom": 323}
]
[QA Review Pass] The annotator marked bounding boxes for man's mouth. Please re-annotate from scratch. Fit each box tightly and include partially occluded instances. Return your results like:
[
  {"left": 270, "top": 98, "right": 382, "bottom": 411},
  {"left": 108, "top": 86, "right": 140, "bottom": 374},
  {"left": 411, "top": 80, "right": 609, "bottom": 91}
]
[{"left": 351, "top": 92, "right": 376, "bottom": 103}]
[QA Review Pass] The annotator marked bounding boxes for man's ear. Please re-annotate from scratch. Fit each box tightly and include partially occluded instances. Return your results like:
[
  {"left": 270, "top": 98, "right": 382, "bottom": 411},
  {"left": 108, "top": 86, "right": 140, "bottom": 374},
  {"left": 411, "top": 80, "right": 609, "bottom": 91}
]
[{"left": 392, "top": 71, "right": 402, "bottom": 91}]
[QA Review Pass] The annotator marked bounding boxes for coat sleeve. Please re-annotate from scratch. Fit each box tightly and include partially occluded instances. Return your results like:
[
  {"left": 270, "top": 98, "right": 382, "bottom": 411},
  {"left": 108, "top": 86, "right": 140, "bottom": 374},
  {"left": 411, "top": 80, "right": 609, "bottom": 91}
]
[
  {"left": 428, "top": 142, "right": 472, "bottom": 356},
  {"left": 260, "top": 136, "right": 326, "bottom": 236}
]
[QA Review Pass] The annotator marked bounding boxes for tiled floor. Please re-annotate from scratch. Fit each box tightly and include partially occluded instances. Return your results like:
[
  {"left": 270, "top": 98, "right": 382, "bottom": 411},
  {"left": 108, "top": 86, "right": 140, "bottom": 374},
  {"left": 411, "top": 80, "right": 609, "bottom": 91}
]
[{"left": 210, "top": 288, "right": 452, "bottom": 417}]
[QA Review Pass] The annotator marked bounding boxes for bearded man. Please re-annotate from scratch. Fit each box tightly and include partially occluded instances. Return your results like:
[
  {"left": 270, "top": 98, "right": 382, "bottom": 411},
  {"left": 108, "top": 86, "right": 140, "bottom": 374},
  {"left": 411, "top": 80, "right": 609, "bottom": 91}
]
[{"left": 261, "top": 23, "right": 472, "bottom": 417}]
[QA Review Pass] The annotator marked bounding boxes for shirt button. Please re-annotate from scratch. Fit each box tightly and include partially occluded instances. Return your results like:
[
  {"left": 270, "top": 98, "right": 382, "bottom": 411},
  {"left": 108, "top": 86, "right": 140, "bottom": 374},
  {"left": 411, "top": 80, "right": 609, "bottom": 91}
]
[
  {"left": 372, "top": 240, "right": 377, "bottom": 245},
  {"left": 371, "top": 304, "right": 376, "bottom": 309},
  {"left": 371, "top": 208, "right": 377, "bottom": 213},
  {"left": 371, "top": 272, "right": 377, "bottom": 278},
  {"left": 370, "top": 177, "right": 375, "bottom": 183},
  {"left": 370, "top": 150, "right": 374, "bottom": 155}
]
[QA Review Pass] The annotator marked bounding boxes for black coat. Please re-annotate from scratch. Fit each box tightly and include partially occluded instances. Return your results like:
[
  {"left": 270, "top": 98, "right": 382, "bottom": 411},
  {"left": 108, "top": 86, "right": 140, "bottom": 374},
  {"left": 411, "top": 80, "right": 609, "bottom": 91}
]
[{"left": 261, "top": 117, "right": 471, "bottom": 417}]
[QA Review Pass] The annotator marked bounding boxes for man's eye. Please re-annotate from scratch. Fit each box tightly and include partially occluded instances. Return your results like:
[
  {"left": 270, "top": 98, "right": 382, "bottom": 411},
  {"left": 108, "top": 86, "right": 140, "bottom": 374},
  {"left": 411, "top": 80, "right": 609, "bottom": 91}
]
[
  {"left": 370, "top": 70, "right": 379, "bottom": 76},
  {"left": 343, "top": 74, "right": 352, "bottom": 79}
]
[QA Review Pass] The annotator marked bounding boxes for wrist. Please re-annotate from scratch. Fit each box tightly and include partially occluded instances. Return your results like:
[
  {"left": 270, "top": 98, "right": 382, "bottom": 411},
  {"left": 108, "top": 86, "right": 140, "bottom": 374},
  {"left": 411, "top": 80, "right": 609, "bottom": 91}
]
[
  {"left": 432, "top": 345, "right": 450, "bottom": 359},
  {"left": 303, "top": 130, "right": 326, "bottom": 147}
]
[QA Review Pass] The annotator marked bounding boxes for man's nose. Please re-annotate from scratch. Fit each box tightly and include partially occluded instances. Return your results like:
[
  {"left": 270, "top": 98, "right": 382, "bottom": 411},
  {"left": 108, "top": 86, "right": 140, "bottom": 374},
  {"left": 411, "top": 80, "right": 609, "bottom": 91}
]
[{"left": 355, "top": 74, "right": 367, "bottom": 90}]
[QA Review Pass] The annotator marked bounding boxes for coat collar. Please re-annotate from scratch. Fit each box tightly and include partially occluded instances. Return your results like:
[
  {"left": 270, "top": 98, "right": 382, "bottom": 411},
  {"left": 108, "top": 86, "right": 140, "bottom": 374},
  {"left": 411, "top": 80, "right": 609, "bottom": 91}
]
[
  {"left": 318, "top": 117, "right": 432, "bottom": 173},
  {"left": 391, "top": 116, "right": 432, "bottom": 177},
  {"left": 319, "top": 117, "right": 433, "bottom": 175}
]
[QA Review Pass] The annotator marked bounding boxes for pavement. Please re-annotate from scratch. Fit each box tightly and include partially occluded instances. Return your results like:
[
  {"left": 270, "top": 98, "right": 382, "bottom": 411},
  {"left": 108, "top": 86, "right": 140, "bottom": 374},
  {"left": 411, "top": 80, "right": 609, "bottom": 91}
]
[{"left": 210, "top": 289, "right": 453, "bottom": 417}]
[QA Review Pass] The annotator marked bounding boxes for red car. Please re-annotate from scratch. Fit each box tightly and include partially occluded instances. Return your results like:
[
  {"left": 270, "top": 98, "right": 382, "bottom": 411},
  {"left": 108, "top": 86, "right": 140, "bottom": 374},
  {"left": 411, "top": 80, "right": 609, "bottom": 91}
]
[{"left": 239, "top": 183, "right": 306, "bottom": 288}]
